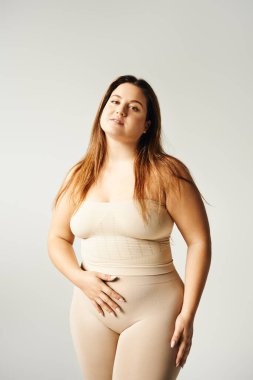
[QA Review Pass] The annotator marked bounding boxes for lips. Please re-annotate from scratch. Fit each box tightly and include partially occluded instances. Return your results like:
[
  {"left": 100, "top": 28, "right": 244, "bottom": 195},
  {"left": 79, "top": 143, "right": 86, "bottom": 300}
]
[{"left": 110, "top": 118, "right": 124, "bottom": 125}]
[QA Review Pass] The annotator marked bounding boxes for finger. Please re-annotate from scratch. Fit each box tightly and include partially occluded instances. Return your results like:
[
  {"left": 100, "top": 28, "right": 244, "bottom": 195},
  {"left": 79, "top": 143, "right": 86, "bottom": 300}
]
[
  {"left": 91, "top": 299, "right": 104, "bottom": 317},
  {"left": 98, "top": 290, "right": 122, "bottom": 315},
  {"left": 176, "top": 339, "right": 192, "bottom": 367},
  {"left": 95, "top": 293, "right": 116, "bottom": 316},
  {"left": 180, "top": 343, "right": 192, "bottom": 367},
  {"left": 176, "top": 342, "right": 187, "bottom": 367},
  {"left": 99, "top": 291, "right": 120, "bottom": 314},
  {"left": 170, "top": 329, "right": 182, "bottom": 348},
  {"left": 96, "top": 272, "right": 118, "bottom": 282},
  {"left": 101, "top": 284, "right": 126, "bottom": 303}
]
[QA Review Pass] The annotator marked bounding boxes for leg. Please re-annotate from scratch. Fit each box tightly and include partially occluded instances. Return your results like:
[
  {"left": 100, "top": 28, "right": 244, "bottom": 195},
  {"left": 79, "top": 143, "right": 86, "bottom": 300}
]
[
  {"left": 112, "top": 318, "right": 181, "bottom": 380},
  {"left": 111, "top": 271, "right": 184, "bottom": 380},
  {"left": 69, "top": 286, "right": 119, "bottom": 380}
]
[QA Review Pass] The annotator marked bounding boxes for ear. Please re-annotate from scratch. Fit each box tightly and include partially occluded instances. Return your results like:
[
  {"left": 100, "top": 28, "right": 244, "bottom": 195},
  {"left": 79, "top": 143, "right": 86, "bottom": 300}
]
[{"left": 145, "top": 120, "right": 151, "bottom": 131}]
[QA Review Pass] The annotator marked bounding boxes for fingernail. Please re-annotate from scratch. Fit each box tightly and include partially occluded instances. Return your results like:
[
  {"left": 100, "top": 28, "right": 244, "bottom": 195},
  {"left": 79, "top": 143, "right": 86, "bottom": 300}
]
[
  {"left": 110, "top": 275, "right": 117, "bottom": 279},
  {"left": 119, "top": 298, "right": 126, "bottom": 302},
  {"left": 116, "top": 307, "right": 120, "bottom": 312},
  {"left": 171, "top": 340, "right": 175, "bottom": 348}
]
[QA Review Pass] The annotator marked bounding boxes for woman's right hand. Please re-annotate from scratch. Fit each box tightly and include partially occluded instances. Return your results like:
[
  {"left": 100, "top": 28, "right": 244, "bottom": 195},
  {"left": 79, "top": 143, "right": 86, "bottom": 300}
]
[{"left": 79, "top": 271, "right": 126, "bottom": 317}]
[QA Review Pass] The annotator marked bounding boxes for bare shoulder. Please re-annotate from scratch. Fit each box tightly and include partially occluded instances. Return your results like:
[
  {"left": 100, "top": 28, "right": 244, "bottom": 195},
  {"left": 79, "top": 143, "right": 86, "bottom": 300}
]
[
  {"left": 158, "top": 155, "right": 192, "bottom": 199},
  {"left": 47, "top": 164, "right": 79, "bottom": 244},
  {"left": 159, "top": 155, "right": 192, "bottom": 181},
  {"left": 161, "top": 156, "right": 211, "bottom": 245}
]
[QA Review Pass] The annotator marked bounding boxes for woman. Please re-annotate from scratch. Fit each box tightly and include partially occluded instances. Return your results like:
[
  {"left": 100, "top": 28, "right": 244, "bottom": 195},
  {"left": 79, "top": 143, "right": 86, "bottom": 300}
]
[{"left": 47, "top": 74, "right": 211, "bottom": 380}]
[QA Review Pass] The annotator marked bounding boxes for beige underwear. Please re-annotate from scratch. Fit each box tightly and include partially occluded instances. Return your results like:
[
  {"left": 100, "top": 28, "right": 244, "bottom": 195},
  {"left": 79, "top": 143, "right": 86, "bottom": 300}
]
[{"left": 69, "top": 199, "right": 184, "bottom": 379}]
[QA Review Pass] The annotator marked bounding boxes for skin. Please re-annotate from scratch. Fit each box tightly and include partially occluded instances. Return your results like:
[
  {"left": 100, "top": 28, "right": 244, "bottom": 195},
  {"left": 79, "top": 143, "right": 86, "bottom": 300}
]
[
  {"left": 47, "top": 82, "right": 211, "bottom": 369},
  {"left": 99, "top": 82, "right": 151, "bottom": 162}
]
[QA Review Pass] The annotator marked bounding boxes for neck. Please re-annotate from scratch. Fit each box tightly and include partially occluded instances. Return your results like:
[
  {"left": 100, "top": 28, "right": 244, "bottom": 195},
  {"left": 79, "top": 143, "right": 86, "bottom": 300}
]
[{"left": 105, "top": 136, "right": 136, "bottom": 165}]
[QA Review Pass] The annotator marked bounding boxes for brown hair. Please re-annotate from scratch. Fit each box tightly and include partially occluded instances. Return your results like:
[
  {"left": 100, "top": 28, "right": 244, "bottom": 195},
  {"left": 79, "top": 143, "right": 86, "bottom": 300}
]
[{"left": 52, "top": 74, "right": 209, "bottom": 224}]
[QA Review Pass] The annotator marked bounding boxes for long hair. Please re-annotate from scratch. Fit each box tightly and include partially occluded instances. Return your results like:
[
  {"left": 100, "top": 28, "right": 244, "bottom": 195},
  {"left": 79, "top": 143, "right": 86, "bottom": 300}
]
[{"left": 52, "top": 74, "right": 209, "bottom": 224}]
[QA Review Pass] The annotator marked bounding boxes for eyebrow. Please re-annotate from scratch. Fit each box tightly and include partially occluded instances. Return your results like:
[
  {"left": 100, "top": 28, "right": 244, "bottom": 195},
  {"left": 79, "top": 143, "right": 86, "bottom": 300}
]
[{"left": 110, "top": 94, "right": 144, "bottom": 109}]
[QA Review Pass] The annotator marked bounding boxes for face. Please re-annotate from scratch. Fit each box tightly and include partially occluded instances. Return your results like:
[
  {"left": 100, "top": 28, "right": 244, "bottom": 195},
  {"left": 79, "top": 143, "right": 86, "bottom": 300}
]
[{"left": 99, "top": 83, "right": 150, "bottom": 142}]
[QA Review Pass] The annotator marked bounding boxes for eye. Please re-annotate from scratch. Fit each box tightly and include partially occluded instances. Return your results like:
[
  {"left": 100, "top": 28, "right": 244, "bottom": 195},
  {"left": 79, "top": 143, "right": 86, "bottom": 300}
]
[{"left": 110, "top": 100, "right": 139, "bottom": 112}]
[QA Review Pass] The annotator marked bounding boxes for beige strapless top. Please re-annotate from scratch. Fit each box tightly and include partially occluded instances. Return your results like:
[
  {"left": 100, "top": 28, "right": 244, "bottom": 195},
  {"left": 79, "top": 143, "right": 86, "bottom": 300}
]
[{"left": 70, "top": 199, "right": 175, "bottom": 275}]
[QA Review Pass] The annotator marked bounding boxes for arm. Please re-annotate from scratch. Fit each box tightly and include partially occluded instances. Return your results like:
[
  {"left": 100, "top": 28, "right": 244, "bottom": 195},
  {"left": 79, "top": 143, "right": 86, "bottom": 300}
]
[
  {"left": 47, "top": 171, "right": 84, "bottom": 288},
  {"left": 181, "top": 240, "right": 211, "bottom": 320},
  {"left": 47, "top": 175, "right": 126, "bottom": 316},
  {"left": 47, "top": 236, "right": 84, "bottom": 288},
  {"left": 166, "top": 177, "right": 212, "bottom": 367}
]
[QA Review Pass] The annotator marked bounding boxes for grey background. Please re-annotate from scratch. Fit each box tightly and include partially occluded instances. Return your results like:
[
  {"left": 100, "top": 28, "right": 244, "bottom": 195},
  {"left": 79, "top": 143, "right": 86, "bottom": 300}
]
[{"left": 1, "top": 0, "right": 252, "bottom": 379}]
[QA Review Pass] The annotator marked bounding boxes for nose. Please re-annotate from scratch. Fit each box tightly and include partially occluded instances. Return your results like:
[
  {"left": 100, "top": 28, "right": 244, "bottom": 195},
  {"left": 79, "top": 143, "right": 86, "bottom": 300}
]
[{"left": 116, "top": 109, "right": 126, "bottom": 116}]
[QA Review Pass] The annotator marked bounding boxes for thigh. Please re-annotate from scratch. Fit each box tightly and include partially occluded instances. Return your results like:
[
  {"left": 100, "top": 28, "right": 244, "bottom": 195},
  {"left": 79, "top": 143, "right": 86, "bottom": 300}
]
[
  {"left": 112, "top": 318, "right": 182, "bottom": 380},
  {"left": 112, "top": 272, "right": 184, "bottom": 380},
  {"left": 69, "top": 286, "right": 119, "bottom": 380}
]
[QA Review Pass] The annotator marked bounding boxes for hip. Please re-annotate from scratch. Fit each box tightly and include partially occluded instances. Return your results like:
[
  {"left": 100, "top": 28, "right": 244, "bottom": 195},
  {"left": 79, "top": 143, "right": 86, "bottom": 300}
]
[{"left": 73, "top": 265, "right": 184, "bottom": 321}]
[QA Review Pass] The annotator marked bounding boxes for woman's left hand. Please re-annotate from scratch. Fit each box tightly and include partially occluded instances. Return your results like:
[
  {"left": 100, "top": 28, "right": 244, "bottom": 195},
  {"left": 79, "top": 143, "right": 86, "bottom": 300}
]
[{"left": 170, "top": 313, "right": 194, "bottom": 368}]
